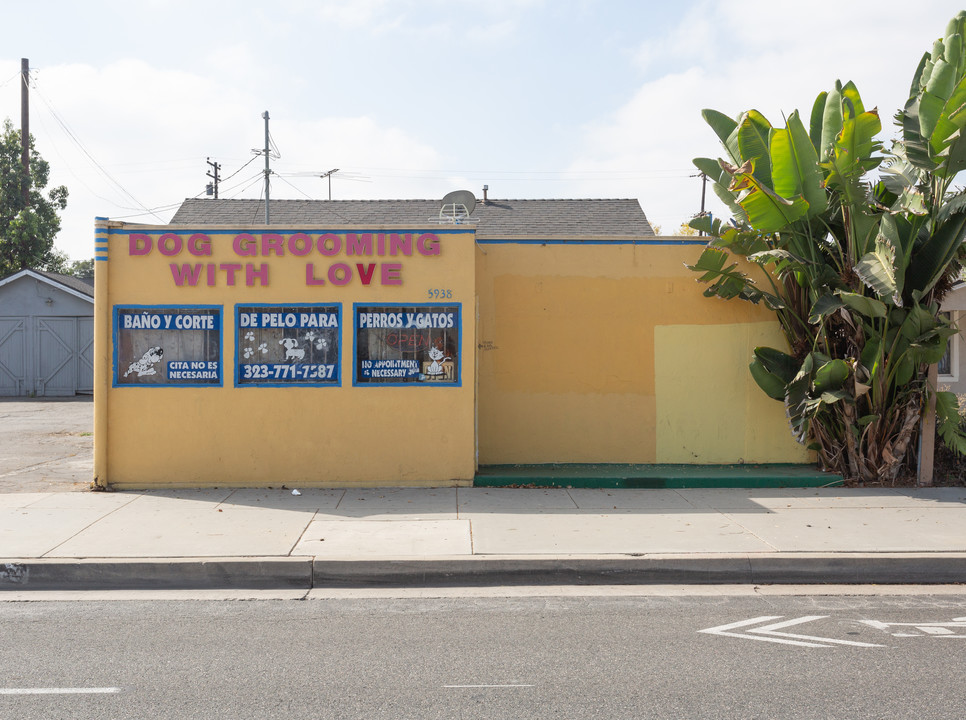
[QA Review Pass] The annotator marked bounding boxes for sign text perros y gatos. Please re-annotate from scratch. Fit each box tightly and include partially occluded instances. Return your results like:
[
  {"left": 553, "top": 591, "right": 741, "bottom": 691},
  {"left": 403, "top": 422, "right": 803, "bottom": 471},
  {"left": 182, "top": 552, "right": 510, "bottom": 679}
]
[{"left": 128, "top": 232, "right": 443, "bottom": 288}]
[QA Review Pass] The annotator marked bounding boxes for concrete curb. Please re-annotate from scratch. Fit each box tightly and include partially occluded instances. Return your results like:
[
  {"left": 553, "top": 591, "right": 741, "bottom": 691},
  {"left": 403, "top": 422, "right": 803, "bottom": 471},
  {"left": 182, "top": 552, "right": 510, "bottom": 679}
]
[
  {"left": 313, "top": 553, "right": 966, "bottom": 587},
  {"left": 0, "top": 558, "right": 313, "bottom": 591},
  {"left": 3, "top": 553, "right": 965, "bottom": 590}
]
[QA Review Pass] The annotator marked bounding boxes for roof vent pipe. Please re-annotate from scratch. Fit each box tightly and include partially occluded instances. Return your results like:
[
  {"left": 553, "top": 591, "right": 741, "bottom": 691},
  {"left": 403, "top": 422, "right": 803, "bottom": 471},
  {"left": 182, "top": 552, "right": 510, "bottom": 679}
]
[{"left": 482, "top": 185, "right": 489, "bottom": 204}]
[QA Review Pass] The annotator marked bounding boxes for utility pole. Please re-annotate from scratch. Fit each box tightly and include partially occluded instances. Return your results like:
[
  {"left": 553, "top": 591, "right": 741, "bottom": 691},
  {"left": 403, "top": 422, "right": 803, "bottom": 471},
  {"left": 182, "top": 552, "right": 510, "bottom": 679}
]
[
  {"left": 320, "top": 168, "right": 339, "bottom": 200},
  {"left": 262, "top": 111, "right": 271, "bottom": 224},
  {"left": 20, "top": 58, "right": 29, "bottom": 206},
  {"left": 699, "top": 173, "right": 707, "bottom": 236},
  {"left": 206, "top": 157, "right": 221, "bottom": 199}
]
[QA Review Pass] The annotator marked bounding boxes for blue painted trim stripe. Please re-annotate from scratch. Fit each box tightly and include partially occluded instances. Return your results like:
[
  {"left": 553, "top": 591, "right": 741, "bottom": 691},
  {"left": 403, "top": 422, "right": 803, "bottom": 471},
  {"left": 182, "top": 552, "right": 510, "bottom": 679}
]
[
  {"left": 116, "top": 228, "right": 474, "bottom": 236},
  {"left": 94, "top": 256, "right": 108, "bottom": 262},
  {"left": 475, "top": 238, "right": 706, "bottom": 246}
]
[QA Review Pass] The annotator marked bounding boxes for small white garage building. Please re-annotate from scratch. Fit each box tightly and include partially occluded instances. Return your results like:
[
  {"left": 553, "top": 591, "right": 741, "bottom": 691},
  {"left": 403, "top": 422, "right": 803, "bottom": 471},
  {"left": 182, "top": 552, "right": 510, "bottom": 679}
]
[{"left": 0, "top": 269, "right": 94, "bottom": 396}]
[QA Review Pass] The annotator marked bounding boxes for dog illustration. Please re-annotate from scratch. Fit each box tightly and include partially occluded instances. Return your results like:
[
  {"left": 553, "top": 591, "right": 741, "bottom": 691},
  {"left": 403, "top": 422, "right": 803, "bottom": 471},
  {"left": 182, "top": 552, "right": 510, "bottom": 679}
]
[
  {"left": 279, "top": 337, "right": 305, "bottom": 362},
  {"left": 124, "top": 346, "right": 163, "bottom": 378}
]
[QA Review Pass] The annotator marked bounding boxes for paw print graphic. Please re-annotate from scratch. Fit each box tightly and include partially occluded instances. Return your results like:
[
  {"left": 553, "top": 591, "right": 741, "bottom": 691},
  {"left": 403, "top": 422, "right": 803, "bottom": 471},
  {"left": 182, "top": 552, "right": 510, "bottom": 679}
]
[
  {"left": 258, "top": 342, "right": 268, "bottom": 354},
  {"left": 244, "top": 331, "right": 255, "bottom": 342},
  {"left": 314, "top": 337, "right": 328, "bottom": 350},
  {"left": 243, "top": 347, "right": 255, "bottom": 359},
  {"left": 305, "top": 331, "right": 317, "bottom": 342}
]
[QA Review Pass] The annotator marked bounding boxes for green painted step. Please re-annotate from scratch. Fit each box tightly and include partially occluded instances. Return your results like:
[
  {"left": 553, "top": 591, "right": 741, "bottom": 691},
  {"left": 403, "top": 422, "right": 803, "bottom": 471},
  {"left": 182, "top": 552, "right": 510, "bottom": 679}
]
[{"left": 474, "top": 463, "right": 843, "bottom": 489}]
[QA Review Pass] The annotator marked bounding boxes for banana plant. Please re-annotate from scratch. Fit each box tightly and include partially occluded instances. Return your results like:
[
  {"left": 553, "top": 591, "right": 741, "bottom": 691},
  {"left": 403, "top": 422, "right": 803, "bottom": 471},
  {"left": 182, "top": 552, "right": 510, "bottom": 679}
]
[{"left": 688, "top": 12, "right": 966, "bottom": 484}]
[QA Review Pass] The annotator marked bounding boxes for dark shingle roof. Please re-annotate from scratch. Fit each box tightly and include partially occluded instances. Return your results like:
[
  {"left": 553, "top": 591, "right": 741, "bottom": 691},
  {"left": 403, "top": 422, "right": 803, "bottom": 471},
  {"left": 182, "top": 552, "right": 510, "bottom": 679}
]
[
  {"left": 169, "top": 198, "right": 656, "bottom": 239},
  {"left": 33, "top": 270, "right": 94, "bottom": 297}
]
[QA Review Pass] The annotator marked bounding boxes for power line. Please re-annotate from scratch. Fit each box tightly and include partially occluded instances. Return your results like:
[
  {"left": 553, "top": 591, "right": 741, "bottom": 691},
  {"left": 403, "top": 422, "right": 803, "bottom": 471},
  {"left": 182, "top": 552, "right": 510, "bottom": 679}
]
[{"left": 30, "top": 75, "right": 162, "bottom": 221}]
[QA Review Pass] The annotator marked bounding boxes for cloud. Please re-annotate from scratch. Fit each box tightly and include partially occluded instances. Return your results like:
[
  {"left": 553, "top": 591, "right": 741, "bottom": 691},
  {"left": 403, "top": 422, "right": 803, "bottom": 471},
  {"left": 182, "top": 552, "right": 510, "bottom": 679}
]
[
  {"left": 2, "top": 58, "right": 453, "bottom": 259},
  {"left": 569, "top": 1, "right": 961, "bottom": 233}
]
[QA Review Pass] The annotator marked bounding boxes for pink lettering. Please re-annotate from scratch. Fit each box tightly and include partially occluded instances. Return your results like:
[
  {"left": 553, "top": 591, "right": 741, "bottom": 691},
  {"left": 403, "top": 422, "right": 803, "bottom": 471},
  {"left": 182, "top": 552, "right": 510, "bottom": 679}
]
[
  {"left": 188, "top": 234, "right": 212, "bottom": 256},
  {"left": 129, "top": 233, "right": 152, "bottom": 255},
  {"left": 327, "top": 263, "right": 351, "bottom": 286},
  {"left": 317, "top": 233, "right": 342, "bottom": 257},
  {"left": 389, "top": 233, "right": 412, "bottom": 255},
  {"left": 158, "top": 233, "right": 183, "bottom": 256},
  {"left": 417, "top": 233, "right": 440, "bottom": 256},
  {"left": 346, "top": 233, "right": 373, "bottom": 256},
  {"left": 262, "top": 233, "right": 285, "bottom": 256},
  {"left": 170, "top": 263, "right": 203, "bottom": 286},
  {"left": 233, "top": 233, "right": 258, "bottom": 257},
  {"left": 305, "top": 263, "right": 325, "bottom": 286},
  {"left": 357, "top": 263, "right": 376, "bottom": 285},
  {"left": 220, "top": 263, "right": 243, "bottom": 286},
  {"left": 381, "top": 263, "right": 403, "bottom": 285},
  {"left": 287, "top": 233, "right": 312, "bottom": 256},
  {"left": 246, "top": 263, "right": 269, "bottom": 286}
]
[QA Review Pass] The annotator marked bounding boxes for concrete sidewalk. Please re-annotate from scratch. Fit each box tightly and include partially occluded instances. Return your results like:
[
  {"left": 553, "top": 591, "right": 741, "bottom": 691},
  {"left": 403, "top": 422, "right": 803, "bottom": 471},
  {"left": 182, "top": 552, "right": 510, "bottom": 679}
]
[{"left": 2, "top": 485, "right": 966, "bottom": 590}]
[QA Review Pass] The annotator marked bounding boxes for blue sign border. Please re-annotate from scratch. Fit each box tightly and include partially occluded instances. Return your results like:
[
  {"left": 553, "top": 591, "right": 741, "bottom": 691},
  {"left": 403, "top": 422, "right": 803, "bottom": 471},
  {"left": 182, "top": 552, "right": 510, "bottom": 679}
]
[
  {"left": 112, "top": 304, "right": 224, "bottom": 388},
  {"left": 352, "top": 302, "right": 462, "bottom": 388},
  {"left": 233, "top": 303, "right": 343, "bottom": 388}
]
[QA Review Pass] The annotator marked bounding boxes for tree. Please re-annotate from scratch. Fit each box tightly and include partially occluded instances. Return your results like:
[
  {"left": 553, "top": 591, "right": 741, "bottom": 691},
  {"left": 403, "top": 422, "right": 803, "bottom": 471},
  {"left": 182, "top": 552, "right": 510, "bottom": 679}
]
[
  {"left": 0, "top": 118, "right": 68, "bottom": 277},
  {"left": 67, "top": 258, "right": 94, "bottom": 279},
  {"left": 688, "top": 12, "right": 966, "bottom": 484}
]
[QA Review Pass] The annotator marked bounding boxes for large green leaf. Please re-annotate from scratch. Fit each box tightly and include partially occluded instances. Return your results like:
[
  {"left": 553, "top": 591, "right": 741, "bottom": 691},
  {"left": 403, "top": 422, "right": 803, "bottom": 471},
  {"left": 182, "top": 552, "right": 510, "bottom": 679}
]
[
  {"left": 809, "top": 91, "right": 828, "bottom": 155},
  {"left": 822, "top": 106, "right": 882, "bottom": 201},
  {"left": 701, "top": 109, "right": 740, "bottom": 164},
  {"left": 685, "top": 246, "right": 754, "bottom": 300},
  {"left": 937, "top": 390, "right": 966, "bottom": 455},
  {"left": 813, "top": 358, "right": 851, "bottom": 393},
  {"left": 808, "top": 294, "right": 844, "bottom": 324},
  {"left": 754, "top": 347, "right": 799, "bottom": 384},
  {"left": 928, "top": 75, "right": 966, "bottom": 153},
  {"left": 901, "top": 96, "right": 939, "bottom": 170},
  {"left": 855, "top": 242, "right": 898, "bottom": 300},
  {"left": 725, "top": 162, "right": 809, "bottom": 232},
  {"left": 854, "top": 213, "right": 917, "bottom": 302},
  {"left": 906, "top": 208, "right": 966, "bottom": 295},
  {"left": 819, "top": 82, "right": 845, "bottom": 162},
  {"left": 838, "top": 291, "right": 888, "bottom": 319},
  {"left": 693, "top": 157, "right": 727, "bottom": 184},
  {"left": 769, "top": 111, "right": 827, "bottom": 217},
  {"left": 750, "top": 358, "right": 787, "bottom": 400},
  {"left": 736, "top": 111, "right": 773, "bottom": 188},
  {"left": 692, "top": 157, "right": 747, "bottom": 220},
  {"left": 840, "top": 80, "right": 866, "bottom": 116}
]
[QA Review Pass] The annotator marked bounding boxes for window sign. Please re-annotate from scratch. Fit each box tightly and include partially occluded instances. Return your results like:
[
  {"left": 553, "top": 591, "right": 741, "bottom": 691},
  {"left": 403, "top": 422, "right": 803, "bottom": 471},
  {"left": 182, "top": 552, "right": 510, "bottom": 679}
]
[
  {"left": 235, "top": 304, "right": 341, "bottom": 387},
  {"left": 354, "top": 304, "right": 460, "bottom": 386},
  {"left": 113, "top": 306, "right": 222, "bottom": 387}
]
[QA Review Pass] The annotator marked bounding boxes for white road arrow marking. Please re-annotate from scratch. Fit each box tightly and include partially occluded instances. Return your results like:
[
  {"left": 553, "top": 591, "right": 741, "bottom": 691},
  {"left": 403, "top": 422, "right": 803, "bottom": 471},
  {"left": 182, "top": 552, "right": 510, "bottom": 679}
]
[
  {"left": 861, "top": 617, "right": 966, "bottom": 638},
  {"left": 0, "top": 688, "right": 121, "bottom": 695},
  {"left": 699, "top": 615, "right": 884, "bottom": 648}
]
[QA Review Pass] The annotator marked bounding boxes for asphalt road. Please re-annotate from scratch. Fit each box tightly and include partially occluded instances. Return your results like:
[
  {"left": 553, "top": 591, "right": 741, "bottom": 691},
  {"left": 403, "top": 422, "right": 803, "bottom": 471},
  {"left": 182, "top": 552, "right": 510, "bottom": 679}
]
[
  {"left": 1, "top": 591, "right": 965, "bottom": 719},
  {"left": 0, "top": 397, "right": 92, "bottom": 493}
]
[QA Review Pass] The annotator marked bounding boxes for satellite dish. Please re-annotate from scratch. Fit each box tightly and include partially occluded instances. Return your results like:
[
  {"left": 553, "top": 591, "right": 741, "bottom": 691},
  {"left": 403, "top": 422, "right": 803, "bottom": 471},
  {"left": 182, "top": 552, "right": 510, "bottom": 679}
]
[{"left": 443, "top": 190, "right": 476, "bottom": 215}]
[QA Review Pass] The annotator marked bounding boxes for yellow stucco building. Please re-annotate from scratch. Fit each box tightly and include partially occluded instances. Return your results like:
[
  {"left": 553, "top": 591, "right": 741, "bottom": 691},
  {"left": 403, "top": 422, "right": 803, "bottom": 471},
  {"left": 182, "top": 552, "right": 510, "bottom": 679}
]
[{"left": 93, "top": 195, "right": 809, "bottom": 489}]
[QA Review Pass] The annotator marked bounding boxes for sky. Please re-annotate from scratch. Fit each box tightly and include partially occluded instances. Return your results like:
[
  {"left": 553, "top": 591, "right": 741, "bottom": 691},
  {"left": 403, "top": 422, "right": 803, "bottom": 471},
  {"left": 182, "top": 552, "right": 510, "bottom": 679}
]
[{"left": 0, "top": 0, "right": 961, "bottom": 261}]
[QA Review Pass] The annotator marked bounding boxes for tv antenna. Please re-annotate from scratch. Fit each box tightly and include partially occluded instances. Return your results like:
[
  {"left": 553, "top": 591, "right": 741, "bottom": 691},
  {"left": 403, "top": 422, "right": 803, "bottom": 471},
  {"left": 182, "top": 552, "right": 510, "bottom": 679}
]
[{"left": 319, "top": 168, "right": 339, "bottom": 200}]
